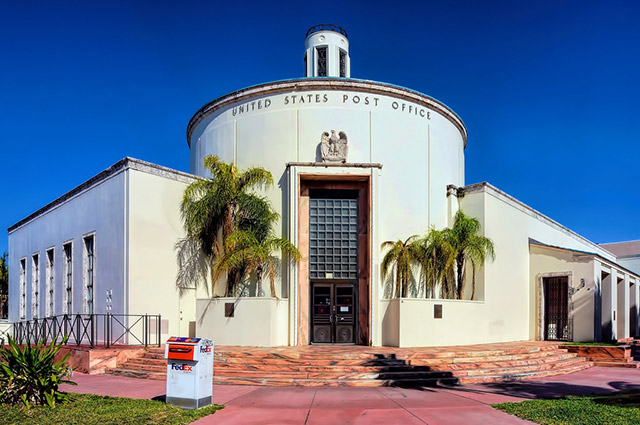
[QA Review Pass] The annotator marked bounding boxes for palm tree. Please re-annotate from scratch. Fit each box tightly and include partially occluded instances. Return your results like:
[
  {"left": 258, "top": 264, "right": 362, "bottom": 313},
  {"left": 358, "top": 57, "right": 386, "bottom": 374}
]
[
  {"left": 179, "top": 155, "right": 274, "bottom": 295},
  {"left": 443, "top": 210, "right": 495, "bottom": 300},
  {"left": 381, "top": 236, "right": 423, "bottom": 298},
  {"left": 212, "top": 227, "right": 301, "bottom": 298},
  {"left": 418, "top": 229, "right": 456, "bottom": 299}
]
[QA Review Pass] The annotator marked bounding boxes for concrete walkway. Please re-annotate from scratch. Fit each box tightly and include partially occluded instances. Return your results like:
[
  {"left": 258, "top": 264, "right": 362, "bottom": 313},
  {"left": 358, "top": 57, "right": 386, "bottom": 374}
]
[{"left": 61, "top": 367, "right": 640, "bottom": 424}]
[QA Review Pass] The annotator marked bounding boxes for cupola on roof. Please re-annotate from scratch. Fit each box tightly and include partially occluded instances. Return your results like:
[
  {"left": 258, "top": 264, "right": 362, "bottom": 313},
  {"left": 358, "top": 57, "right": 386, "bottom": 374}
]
[{"left": 304, "top": 24, "right": 350, "bottom": 78}]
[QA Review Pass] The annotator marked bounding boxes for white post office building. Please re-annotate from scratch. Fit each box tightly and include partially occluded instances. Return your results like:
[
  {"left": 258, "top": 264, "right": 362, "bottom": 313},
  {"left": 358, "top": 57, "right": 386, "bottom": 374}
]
[{"left": 8, "top": 25, "right": 640, "bottom": 347}]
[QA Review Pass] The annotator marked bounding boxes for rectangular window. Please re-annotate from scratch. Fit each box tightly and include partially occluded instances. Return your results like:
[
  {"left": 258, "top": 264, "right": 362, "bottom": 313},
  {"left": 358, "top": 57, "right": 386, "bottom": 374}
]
[
  {"left": 20, "top": 258, "right": 26, "bottom": 319},
  {"left": 309, "top": 191, "right": 359, "bottom": 280},
  {"left": 339, "top": 49, "right": 346, "bottom": 77},
  {"left": 316, "top": 46, "right": 327, "bottom": 77},
  {"left": 32, "top": 254, "right": 39, "bottom": 318},
  {"left": 84, "top": 235, "right": 95, "bottom": 315},
  {"left": 304, "top": 53, "right": 307, "bottom": 77},
  {"left": 63, "top": 243, "right": 73, "bottom": 315},
  {"left": 46, "top": 249, "right": 55, "bottom": 316}
]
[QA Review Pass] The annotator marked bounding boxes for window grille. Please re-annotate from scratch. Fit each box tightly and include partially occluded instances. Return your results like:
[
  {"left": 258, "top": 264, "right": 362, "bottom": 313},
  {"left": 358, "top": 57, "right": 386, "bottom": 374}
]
[
  {"left": 47, "top": 249, "right": 54, "bottom": 316},
  {"left": 20, "top": 259, "right": 26, "bottom": 318},
  {"left": 317, "top": 46, "right": 327, "bottom": 77},
  {"left": 309, "top": 196, "right": 358, "bottom": 279},
  {"left": 339, "top": 50, "right": 346, "bottom": 77},
  {"left": 84, "top": 236, "right": 94, "bottom": 315},
  {"left": 64, "top": 243, "right": 72, "bottom": 314},
  {"left": 32, "top": 254, "right": 39, "bottom": 318}
]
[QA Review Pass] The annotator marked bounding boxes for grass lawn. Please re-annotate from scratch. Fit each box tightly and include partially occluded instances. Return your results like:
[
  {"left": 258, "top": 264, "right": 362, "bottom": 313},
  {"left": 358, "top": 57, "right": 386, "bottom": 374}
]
[
  {"left": 494, "top": 390, "right": 640, "bottom": 425},
  {"left": 0, "top": 393, "right": 223, "bottom": 425}
]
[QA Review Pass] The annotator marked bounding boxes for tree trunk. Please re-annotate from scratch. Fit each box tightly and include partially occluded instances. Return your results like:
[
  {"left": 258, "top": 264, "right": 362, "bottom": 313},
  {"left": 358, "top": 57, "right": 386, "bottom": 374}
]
[
  {"left": 432, "top": 252, "right": 437, "bottom": 299},
  {"left": 395, "top": 266, "right": 401, "bottom": 298},
  {"left": 210, "top": 258, "right": 219, "bottom": 296},
  {"left": 456, "top": 254, "right": 464, "bottom": 300},
  {"left": 471, "top": 268, "right": 476, "bottom": 301},
  {"left": 402, "top": 273, "right": 408, "bottom": 298},
  {"left": 256, "top": 265, "right": 265, "bottom": 297}
]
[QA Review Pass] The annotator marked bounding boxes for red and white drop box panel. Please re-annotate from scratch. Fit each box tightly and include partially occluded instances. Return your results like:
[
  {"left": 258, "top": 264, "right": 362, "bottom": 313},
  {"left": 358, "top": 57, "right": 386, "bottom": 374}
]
[{"left": 164, "top": 337, "right": 214, "bottom": 409}]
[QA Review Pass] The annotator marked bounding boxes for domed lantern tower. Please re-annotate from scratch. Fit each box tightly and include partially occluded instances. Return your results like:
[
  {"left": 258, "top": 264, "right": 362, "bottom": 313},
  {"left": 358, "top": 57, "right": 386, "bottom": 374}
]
[{"left": 304, "top": 24, "right": 350, "bottom": 78}]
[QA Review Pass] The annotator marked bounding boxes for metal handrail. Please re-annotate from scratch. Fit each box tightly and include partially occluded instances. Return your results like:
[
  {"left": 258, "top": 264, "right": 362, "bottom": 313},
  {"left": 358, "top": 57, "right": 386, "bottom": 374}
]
[
  {"left": 0, "top": 322, "right": 13, "bottom": 346},
  {"left": 12, "top": 313, "right": 161, "bottom": 348},
  {"left": 306, "top": 24, "right": 348, "bottom": 39}
]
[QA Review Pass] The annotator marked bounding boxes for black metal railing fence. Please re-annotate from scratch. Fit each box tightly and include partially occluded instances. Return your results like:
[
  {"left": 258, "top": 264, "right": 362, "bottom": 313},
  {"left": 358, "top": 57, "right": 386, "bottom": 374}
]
[
  {"left": 12, "top": 313, "right": 161, "bottom": 348},
  {"left": 0, "top": 322, "right": 12, "bottom": 346}
]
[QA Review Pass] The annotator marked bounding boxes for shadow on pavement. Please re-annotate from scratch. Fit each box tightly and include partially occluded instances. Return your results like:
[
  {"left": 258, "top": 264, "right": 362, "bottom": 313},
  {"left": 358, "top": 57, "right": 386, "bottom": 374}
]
[
  {"left": 442, "top": 379, "right": 640, "bottom": 400},
  {"left": 361, "top": 353, "right": 460, "bottom": 388}
]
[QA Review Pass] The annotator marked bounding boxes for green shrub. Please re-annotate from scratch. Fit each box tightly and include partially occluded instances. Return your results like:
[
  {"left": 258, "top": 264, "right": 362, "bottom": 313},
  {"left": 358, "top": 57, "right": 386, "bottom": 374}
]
[{"left": 0, "top": 336, "right": 76, "bottom": 408}]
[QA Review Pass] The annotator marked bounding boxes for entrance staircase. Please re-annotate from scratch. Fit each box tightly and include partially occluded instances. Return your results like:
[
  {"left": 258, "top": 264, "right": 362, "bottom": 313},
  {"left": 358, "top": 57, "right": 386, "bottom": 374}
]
[
  {"left": 563, "top": 339, "right": 640, "bottom": 368},
  {"left": 106, "top": 341, "right": 592, "bottom": 386}
]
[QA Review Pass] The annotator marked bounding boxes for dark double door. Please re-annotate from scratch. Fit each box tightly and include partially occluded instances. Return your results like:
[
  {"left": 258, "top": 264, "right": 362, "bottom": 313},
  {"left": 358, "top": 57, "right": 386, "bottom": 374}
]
[
  {"left": 311, "top": 282, "right": 356, "bottom": 344},
  {"left": 543, "top": 276, "right": 569, "bottom": 341},
  {"left": 309, "top": 190, "right": 359, "bottom": 344}
]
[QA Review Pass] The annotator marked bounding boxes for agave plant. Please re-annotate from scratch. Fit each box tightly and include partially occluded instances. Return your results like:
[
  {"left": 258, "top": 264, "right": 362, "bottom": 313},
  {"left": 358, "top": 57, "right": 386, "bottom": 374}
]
[{"left": 0, "top": 335, "right": 76, "bottom": 408}]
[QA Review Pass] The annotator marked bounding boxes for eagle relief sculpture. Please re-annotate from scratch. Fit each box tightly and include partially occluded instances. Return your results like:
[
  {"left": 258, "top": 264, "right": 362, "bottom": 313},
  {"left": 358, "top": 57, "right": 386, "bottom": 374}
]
[{"left": 320, "top": 130, "right": 348, "bottom": 163}]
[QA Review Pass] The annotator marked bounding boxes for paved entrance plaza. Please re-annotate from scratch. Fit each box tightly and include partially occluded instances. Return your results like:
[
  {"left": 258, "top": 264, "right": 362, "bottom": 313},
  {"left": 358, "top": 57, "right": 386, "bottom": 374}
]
[{"left": 61, "top": 367, "right": 640, "bottom": 424}]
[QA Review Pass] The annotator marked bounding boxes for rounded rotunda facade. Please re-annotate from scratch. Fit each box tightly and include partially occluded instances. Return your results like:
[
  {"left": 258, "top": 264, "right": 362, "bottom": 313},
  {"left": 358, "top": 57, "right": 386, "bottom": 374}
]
[{"left": 187, "top": 25, "right": 467, "bottom": 346}]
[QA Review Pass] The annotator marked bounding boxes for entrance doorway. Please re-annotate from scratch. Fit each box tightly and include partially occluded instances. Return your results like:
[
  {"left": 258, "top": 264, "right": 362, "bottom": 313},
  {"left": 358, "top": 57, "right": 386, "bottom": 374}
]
[
  {"left": 543, "top": 276, "right": 569, "bottom": 341},
  {"left": 311, "top": 283, "right": 356, "bottom": 344},
  {"left": 296, "top": 175, "right": 371, "bottom": 346},
  {"left": 309, "top": 190, "right": 358, "bottom": 345}
]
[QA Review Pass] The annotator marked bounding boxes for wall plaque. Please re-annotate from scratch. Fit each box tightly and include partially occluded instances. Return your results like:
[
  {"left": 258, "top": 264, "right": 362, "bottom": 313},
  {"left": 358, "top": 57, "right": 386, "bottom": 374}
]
[{"left": 434, "top": 304, "right": 443, "bottom": 319}]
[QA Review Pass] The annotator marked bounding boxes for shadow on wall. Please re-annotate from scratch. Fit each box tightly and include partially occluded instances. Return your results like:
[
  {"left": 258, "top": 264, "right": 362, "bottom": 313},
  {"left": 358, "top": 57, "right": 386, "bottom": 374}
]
[
  {"left": 196, "top": 298, "right": 242, "bottom": 328},
  {"left": 278, "top": 170, "right": 289, "bottom": 299},
  {"left": 572, "top": 286, "right": 595, "bottom": 342},
  {"left": 381, "top": 271, "right": 429, "bottom": 299}
]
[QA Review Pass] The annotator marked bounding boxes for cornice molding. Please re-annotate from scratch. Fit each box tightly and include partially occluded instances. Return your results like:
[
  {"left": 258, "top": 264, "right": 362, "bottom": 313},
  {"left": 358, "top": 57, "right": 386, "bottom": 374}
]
[
  {"left": 460, "top": 182, "right": 616, "bottom": 261},
  {"left": 186, "top": 78, "right": 467, "bottom": 148},
  {"left": 8, "top": 158, "right": 197, "bottom": 233}
]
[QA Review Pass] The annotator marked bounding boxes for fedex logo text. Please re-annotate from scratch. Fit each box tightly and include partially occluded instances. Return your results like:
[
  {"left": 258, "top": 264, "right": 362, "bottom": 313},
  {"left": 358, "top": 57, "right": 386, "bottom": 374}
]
[
  {"left": 200, "top": 346, "right": 212, "bottom": 353},
  {"left": 171, "top": 363, "right": 193, "bottom": 372}
]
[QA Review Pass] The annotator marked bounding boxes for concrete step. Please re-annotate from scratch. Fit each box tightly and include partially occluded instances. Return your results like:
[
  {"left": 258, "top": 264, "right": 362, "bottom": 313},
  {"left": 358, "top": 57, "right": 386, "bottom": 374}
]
[
  {"left": 106, "top": 342, "right": 591, "bottom": 387},
  {"left": 458, "top": 361, "right": 593, "bottom": 384},
  {"left": 117, "top": 362, "right": 166, "bottom": 372},
  {"left": 593, "top": 361, "right": 640, "bottom": 368},
  {"left": 125, "top": 357, "right": 166, "bottom": 367},
  {"left": 107, "top": 368, "right": 166, "bottom": 380}
]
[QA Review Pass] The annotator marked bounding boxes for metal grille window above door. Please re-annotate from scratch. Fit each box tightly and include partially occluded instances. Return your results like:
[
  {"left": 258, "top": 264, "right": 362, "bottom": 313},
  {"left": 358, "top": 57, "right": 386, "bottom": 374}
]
[{"left": 309, "top": 195, "right": 358, "bottom": 279}]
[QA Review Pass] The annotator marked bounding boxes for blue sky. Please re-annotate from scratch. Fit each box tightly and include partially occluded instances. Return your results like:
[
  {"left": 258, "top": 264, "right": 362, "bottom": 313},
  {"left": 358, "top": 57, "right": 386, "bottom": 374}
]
[{"left": 1, "top": 0, "right": 638, "bottom": 255}]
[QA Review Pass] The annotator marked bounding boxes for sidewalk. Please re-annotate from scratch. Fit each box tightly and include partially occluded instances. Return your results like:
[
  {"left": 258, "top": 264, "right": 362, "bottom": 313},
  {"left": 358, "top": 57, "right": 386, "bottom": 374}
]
[{"left": 61, "top": 367, "right": 640, "bottom": 424}]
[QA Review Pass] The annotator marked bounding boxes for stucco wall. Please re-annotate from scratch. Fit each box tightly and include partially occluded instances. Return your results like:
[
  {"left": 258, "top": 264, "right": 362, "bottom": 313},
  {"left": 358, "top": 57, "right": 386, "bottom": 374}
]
[
  {"left": 195, "top": 297, "right": 288, "bottom": 346},
  {"left": 529, "top": 245, "right": 595, "bottom": 342},
  {"left": 8, "top": 172, "right": 126, "bottom": 322},
  {"left": 380, "top": 298, "right": 506, "bottom": 347},
  {"left": 191, "top": 83, "right": 467, "bottom": 346},
  {"left": 189, "top": 83, "right": 465, "bottom": 242},
  {"left": 460, "top": 184, "right": 620, "bottom": 343},
  {"left": 126, "top": 168, "right": 196, "bottom": 341}
]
